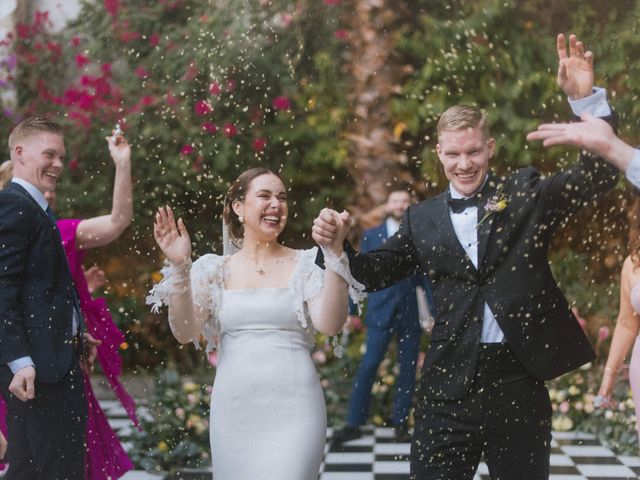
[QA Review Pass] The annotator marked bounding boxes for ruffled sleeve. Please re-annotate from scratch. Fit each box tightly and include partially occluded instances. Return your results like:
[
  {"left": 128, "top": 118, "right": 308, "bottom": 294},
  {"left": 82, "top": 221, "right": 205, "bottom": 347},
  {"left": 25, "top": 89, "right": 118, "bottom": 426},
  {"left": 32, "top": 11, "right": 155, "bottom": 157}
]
[
  {"left": 293, "top": 248, "right": 366, "bottom": 339},
  {"left": 320, "top": 246, "right": 367, "bottom": 309},
  {"left": 146, "top": 253, "right": 224, "bottom": 351}
]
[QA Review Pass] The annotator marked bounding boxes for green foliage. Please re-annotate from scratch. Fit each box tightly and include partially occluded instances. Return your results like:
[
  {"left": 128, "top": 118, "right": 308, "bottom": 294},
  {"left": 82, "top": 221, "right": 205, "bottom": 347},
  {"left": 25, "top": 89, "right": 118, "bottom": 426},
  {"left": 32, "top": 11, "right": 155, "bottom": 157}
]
[
  {"left": 123, "top": 368, "right": 212, "bottom": 473},
  {"left": 547, "top": 364, "right": 638, "bottom": 455}
]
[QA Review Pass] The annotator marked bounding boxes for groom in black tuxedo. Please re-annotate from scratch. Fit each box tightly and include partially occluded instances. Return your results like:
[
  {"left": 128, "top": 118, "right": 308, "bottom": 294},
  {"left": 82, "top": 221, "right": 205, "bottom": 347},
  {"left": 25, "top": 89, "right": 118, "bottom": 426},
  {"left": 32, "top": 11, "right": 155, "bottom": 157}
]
[
  {"left": 313, "top": 34, "right": 619, "bottom": 479},
  {"left": 0, "top": 117, "right": 97, "bottom": 479}
]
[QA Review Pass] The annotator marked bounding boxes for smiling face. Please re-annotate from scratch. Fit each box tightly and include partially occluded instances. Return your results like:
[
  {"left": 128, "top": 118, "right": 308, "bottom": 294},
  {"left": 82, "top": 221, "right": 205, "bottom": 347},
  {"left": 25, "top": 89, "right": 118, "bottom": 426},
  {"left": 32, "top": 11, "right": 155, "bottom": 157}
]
[
  {"left": 436, "top": 126, "right": 495, "bottom": 197},
  {"left": 12, "top": 131, "right": 65, "bottom": 194},
  {"left": 233, "top": 173, "right": 288, "bottom": 241}
]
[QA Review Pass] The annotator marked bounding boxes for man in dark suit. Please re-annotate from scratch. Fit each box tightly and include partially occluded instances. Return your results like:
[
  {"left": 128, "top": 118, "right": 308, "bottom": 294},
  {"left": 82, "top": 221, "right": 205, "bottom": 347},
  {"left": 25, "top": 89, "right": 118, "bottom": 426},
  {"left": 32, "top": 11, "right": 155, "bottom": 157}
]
[
  {"left": 333, "top": 187, "right": 433, "bottom": 444},
  {"left": 0, "top": 116, "right": 98, "bottom": 479},
  {"left": 313, "top": 34, "right": 619, "bottom": 479}
]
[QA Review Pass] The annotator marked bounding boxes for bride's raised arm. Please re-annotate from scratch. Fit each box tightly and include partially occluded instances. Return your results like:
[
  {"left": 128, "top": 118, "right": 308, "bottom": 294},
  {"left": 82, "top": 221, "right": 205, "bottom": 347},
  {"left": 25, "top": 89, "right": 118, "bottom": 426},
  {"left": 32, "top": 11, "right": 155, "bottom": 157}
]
[{"left": 148, "top": 206, "right": 207, "bottom": 344}]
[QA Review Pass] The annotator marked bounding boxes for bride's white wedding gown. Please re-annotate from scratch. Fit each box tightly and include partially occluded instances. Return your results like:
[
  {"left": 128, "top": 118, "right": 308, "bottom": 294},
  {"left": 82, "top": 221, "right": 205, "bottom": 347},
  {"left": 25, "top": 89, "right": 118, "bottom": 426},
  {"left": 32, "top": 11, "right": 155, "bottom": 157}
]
[{"left": 148, "top": 248, "right": 331, "bottom": 480}]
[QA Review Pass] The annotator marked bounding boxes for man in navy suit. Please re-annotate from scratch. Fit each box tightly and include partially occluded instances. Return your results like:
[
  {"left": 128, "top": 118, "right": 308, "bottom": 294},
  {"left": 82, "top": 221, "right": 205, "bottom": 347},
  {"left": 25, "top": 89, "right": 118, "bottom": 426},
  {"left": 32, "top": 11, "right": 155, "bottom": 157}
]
[
  {"left": 0, "top": 116, "right": 98, "bottom": 479},
  {"left": 333, "top": 186, "right": 432, "bottom": 444}
]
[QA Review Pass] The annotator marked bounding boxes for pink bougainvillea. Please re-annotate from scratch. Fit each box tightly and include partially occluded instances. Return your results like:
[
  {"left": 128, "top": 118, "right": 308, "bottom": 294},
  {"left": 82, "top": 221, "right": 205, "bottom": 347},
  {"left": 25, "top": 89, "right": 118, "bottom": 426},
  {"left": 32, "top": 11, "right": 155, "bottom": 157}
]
[
  {"left": 201, "top": 122, "right": 218, "bottom": 134},
  {"left": 223, "top": 123, "right": 237, "bottom": 138},
  {"left": 194, "top": 100, "right": 212, "bottom": 116},
  {"left": 180, "top": 144, "right": 194, "bottom": 155},
  {"left": 252, "top": 137, "right": 267, "bottom": 152},
  {"left": 75, "top": 54, "right": 90, "bottom": 69},
  {"left": 272, "top": 95, "right": 291, "bottom": 111},
  {"left": 149, "top": 33, "right": 160, "bottom": 47},
  {"left": 208, "top": 82, "right": 221, "bottom": 97},
  {"left": 104, "top": 0, "right": 120, "bottom": 17}
]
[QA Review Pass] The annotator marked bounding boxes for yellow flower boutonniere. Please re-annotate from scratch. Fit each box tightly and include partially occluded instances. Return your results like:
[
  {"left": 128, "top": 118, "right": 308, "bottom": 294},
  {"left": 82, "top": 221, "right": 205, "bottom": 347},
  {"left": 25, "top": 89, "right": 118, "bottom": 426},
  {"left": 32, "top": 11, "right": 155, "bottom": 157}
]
[{"left": 477, "top": 190, "right": 507, "bottom": 227}]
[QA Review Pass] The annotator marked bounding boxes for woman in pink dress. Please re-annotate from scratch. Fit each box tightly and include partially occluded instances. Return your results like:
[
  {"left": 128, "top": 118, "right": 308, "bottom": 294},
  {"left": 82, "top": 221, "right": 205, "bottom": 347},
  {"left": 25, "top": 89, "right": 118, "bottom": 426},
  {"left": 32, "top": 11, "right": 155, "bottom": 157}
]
[
  {"left": 0, "top": 129, "right": 137, "bottom": 479},
  {"left": 598, "top": 196, "right": 640, "bottom": 443}
]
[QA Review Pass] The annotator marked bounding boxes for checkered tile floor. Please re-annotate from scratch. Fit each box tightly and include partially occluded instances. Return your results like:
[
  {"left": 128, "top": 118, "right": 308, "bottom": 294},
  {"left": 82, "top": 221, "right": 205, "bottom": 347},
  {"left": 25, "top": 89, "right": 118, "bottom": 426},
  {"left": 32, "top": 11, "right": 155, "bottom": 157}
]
[{"left": 100, "top": 401, "right": 640, "bottom": 480}]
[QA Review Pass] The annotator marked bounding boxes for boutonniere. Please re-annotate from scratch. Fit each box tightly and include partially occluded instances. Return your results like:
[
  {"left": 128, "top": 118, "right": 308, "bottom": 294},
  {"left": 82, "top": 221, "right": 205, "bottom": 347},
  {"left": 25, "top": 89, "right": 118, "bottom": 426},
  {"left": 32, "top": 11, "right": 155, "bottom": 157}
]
[{"left": 477, "top": 189, "right": 507, "bottom": 227}]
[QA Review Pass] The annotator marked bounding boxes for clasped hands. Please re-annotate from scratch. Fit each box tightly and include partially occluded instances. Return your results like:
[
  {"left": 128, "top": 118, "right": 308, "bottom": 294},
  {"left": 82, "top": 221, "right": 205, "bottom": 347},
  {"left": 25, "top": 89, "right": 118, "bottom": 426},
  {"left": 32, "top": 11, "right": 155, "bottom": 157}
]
[{"left": 312, "top": 208, "right": 351, "bottom": 255}]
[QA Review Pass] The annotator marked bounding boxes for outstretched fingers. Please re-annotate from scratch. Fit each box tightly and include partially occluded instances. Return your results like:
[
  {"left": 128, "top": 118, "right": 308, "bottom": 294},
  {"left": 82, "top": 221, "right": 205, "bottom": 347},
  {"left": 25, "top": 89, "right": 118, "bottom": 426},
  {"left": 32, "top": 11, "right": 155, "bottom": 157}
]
[{"left": 556, "top": 33, "right": 567, "bottom": 60}]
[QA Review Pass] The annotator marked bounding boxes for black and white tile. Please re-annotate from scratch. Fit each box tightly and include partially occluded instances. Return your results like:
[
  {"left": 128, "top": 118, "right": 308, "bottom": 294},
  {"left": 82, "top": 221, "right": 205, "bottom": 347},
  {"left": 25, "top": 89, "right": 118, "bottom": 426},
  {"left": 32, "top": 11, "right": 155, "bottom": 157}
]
[{"left": 99, "top": 402, "right": 640, "bottom": 480}]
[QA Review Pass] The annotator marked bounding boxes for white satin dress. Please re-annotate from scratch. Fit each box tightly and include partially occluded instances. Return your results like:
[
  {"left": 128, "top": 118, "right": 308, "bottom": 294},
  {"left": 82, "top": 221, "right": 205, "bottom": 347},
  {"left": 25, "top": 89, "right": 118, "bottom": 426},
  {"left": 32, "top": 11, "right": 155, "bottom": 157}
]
[{"left": 148, "top": 248, "right": 332, "bottom": 480}]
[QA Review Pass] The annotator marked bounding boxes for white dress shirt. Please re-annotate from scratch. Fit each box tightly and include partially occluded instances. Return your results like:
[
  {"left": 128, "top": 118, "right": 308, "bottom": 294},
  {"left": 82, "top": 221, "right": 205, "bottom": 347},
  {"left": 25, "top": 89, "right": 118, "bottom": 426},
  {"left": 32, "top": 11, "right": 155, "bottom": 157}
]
[
  {"left": 446, "top": 88, "right": 611, "bottom": 343},
  {"left": 385, "top": 217, "right": 401, "bottom": 237},
  {"left": 7, "top": 178, "right": 79, "bottom": 374}
]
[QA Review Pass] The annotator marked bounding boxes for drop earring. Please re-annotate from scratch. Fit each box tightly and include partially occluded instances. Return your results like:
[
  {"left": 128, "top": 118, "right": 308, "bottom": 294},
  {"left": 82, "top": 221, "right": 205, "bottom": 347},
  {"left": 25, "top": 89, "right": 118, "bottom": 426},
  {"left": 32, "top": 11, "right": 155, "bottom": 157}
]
[{"left": 238, "top": 215, "right": 244, "bottom": 223}]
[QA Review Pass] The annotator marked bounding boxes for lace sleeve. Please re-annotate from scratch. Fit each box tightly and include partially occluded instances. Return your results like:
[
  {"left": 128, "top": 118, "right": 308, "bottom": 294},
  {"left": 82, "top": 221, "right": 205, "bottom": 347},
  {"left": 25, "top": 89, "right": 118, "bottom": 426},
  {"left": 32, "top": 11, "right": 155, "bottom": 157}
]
[
  {"left": 295, "top": 248, "right": 366, "bottom": 331},
  {"left": 320, "top": 246, "right": 367, "bottom": 310},
  {"left": 146, "top": 254, "right": 224, "bottom": 350}
]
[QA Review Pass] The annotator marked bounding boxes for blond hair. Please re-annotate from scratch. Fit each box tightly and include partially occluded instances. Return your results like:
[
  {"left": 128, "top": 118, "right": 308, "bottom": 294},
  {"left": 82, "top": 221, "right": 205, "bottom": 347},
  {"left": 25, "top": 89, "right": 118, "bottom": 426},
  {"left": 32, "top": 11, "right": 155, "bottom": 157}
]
[
  {"left": 437, "top": 105, "right": 490, "bottom": 140},
  {"left": 8, "top": 116, "right": 64, "bottom": 153},
  {"left": 0, "top": 160, "right": 12, "bottom": 189}
]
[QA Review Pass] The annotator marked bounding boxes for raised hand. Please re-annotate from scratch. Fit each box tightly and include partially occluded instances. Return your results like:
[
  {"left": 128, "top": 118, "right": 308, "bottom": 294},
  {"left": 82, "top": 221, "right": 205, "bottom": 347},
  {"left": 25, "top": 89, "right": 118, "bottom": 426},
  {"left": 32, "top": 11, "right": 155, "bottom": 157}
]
[
  {"left": 556, "top": 33, "right": 594, "bottom": 100},
  {"left": 105, "top": 128, "right": 131, "bottom": 169},
  {"left": 526, "top": 113, "right": 613, "bottom": 152},
  {"left": 527, "top": 113, "right": 636, "bottom": 171},
  {"left": 83, "top": 265, "right": 107, "bottom": 293},
  {"left": 154, "top": 205, "right": 192, "bottom": 265}
]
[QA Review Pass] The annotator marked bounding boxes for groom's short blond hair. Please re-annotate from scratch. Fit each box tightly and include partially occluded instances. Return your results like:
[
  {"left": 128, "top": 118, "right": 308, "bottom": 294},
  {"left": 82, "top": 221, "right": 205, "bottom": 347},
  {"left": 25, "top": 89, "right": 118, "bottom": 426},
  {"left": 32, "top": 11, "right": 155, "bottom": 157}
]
[{"left": 437, "top": 105, "right": 490, "bottom": 140}]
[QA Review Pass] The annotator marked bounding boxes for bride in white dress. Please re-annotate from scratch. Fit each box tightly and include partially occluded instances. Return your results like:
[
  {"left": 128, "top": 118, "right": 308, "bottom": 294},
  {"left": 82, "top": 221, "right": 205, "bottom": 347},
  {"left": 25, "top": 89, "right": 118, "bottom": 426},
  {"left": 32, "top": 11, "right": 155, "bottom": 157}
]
[{"left": 147, "top": 167, "right": 360, "bottom": 480}]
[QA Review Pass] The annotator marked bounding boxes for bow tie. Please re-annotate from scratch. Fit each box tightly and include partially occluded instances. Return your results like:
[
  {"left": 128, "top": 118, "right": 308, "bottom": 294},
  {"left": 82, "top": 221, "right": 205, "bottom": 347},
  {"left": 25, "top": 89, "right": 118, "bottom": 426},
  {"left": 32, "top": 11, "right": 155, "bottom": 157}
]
[{"left": 448, "top": 196, "right": 479, "bottom": 214}]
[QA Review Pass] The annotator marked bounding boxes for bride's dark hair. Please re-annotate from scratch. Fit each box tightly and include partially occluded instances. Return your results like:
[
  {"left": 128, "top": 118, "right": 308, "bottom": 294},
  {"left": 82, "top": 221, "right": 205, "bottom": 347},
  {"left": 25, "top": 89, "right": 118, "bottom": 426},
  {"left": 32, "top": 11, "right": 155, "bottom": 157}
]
[{"left": 223, "top": 167, "right": 283, "bottom": 240}]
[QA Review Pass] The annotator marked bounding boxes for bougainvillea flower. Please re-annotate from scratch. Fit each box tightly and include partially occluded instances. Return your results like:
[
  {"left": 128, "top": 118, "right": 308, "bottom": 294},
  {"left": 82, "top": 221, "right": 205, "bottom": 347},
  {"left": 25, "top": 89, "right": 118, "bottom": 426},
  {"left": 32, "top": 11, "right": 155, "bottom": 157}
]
[
  {"left": 208, "top": 82, "right": 221, "bottom": 97},
  {"left": 225, "top": 79, "right": 237, "bottom": 93},
  {"left": 324, "top": 0, "right": 341, "bottom": 5},
  {"left": 252, "top": 138, "right": 267, "bottom": 152},
  {"left": 75, "top": 54, "right": 90, "bottom": 69},
  {"left": 334, "top": 29, "right": 349, "bottom": 40},
  {"left": 194, "top": 100, "right": 212, "bottom": 116},
  {"left": 101, "top": 63, "right": 112, "bottom": 75},
  {"left": 134, "top": 66, "right": 150, "bottom": 79},
  {"left": 272, "top": 95, "right": 292, "bottom": 111},
  {"left": 71, "top": 36, "right": 82, "bottom": 47},
  {"left": 104, "top": 0, "right": 120, "bottom": 17},
  {"left": 223, "top": 123, "right": 237, "bottom": 138},
  {"left": 201, "top": 122, "right": 218, "bottom": 134},
  {"left": 180, "top": 144, "right": 194, "bottom": 155},
  {"left": 149, "top": 33, "right": 160, "bottom": 47}
]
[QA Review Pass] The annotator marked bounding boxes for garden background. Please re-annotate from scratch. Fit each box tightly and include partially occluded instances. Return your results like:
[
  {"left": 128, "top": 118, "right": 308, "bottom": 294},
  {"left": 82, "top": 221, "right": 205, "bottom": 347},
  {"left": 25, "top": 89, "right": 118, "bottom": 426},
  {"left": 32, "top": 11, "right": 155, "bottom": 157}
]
[{"left": 1, "top": 0, "right": 639, "bottom": 473}]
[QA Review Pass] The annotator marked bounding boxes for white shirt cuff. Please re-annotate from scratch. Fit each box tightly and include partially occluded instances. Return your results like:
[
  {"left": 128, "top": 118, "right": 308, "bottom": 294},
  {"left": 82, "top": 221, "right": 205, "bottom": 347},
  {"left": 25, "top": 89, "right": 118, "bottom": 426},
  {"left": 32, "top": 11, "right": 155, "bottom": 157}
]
[
  {"left": 625, "top": 149, "right": 640, "bottom": 189},
  {"left": 568, "top": 87, "right": 612, "bottom": 117},
  {"left": 7, "top": 356, "right": 35, "bottom": 374}
]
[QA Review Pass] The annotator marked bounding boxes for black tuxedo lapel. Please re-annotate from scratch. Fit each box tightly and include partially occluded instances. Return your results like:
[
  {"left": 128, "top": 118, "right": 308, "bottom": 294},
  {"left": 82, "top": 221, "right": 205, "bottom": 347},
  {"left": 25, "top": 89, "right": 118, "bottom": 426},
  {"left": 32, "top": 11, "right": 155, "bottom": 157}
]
[
  {"left": 431, "top": 192, "right": 477, "bottom": 274},
  {"left": 476, "top": 173, "right": 501, "bottom": 270}
]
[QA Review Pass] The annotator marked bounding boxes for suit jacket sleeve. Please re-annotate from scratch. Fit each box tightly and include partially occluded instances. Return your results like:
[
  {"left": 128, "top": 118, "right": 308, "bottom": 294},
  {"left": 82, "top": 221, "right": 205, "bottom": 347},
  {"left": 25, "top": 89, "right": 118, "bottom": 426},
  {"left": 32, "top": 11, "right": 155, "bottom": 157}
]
[
  {"left": 535, "top": 113, "right": 619, "bottom": 225},
  {"left": 0, "top": 193, "right": 35, "bottom": 365},
  {"left": 345, "top": 209, "right": 420, "bottom": 293}
]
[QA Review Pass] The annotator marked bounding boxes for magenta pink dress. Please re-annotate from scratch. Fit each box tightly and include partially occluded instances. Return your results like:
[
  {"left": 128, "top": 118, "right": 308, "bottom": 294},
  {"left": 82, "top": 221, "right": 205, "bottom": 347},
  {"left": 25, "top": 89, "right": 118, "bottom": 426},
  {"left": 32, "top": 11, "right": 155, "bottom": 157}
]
[{"left": 0, "top": 219, "right": 138, "bottom": 479}]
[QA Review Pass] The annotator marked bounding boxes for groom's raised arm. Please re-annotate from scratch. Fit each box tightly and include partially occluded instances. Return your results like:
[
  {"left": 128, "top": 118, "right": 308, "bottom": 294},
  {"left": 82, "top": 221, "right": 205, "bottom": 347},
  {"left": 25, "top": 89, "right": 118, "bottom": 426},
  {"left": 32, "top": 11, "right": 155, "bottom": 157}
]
[
  {"left": 313, "top": 208, "right": 419, "bottom": 293},
  {"left": 530, "top": 33, "right": 619, "bottom": 221}
]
